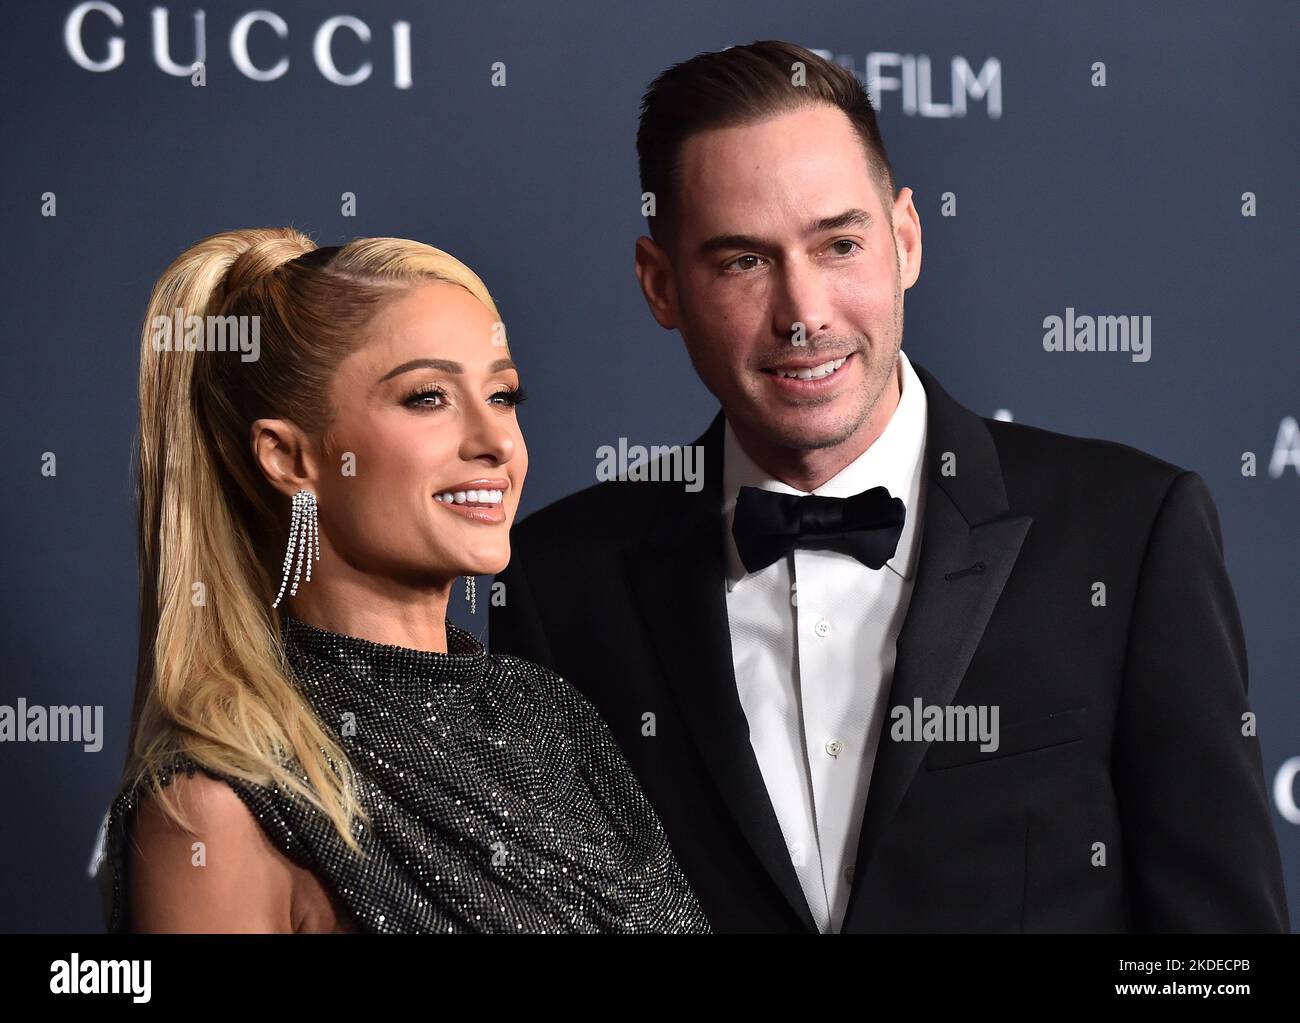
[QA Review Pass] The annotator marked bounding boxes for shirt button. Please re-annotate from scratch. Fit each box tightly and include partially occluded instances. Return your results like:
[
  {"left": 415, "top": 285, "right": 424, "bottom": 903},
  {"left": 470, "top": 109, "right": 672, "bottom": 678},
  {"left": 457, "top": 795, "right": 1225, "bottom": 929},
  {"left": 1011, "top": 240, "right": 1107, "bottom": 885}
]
[
  {"left": 814, "top": 619, "right": 832, "bottom": 638},
  {"left": 844, "top": 864, "right": 856, "bottom": 884},
  {"left": 825, "top": 739, "right": 842, "bottom": 757}
]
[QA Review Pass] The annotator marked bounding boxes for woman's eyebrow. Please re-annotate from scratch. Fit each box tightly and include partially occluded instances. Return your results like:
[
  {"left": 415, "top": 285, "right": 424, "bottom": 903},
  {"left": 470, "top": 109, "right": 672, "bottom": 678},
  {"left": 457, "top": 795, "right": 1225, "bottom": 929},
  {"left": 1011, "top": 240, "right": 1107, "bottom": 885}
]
[
  {"left": 379, "top": 358, "right": 460, "bottom": 381},
  {"left": 378, "top": 357, "right": 516, "bottom": 383}
]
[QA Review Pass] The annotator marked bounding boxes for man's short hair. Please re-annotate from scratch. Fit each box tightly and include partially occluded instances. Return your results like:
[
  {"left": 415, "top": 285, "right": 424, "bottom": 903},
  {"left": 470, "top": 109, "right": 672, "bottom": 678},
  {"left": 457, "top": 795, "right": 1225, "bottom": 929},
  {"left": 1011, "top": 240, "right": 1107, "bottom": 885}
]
[{"left": 636, "top": 39, "right": 896, "bottom": 255}]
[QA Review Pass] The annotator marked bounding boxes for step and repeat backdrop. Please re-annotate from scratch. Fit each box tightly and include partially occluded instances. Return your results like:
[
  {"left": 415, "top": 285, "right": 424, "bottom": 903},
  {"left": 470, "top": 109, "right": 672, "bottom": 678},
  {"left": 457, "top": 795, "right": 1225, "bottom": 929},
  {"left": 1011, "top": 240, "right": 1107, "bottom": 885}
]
[{"left": 0, "top": 1, "right": 1295, "bottom": 930}]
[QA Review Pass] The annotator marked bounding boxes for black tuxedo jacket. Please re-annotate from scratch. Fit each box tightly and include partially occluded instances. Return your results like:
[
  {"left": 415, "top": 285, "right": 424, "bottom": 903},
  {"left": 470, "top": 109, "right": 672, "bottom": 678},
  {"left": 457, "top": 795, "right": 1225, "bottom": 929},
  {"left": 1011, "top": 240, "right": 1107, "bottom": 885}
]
[{"left": 489, "top": 360, "right": 1289, "bottom": 932}]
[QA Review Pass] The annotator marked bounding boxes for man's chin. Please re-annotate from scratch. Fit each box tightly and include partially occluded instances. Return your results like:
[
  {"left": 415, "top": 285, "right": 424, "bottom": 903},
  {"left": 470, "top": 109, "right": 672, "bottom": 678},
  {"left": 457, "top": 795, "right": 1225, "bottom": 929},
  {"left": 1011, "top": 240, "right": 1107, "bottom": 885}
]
[{"left": 739, "top": 410, "right": 866, "bottom": 454}]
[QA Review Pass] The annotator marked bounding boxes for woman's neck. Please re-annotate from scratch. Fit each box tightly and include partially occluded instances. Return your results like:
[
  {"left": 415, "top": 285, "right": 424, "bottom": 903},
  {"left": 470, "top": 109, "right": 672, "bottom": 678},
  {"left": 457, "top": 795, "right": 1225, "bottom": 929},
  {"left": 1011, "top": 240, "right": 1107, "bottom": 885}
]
[{"left": 283, "top": 575, "right": 455, "bottom": 653}]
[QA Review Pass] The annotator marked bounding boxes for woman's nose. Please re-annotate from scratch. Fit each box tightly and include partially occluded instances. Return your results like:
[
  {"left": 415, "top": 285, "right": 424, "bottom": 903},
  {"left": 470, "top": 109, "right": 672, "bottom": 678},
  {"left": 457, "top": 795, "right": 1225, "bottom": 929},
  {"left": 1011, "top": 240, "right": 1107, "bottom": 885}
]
[{"left": 460, "top": 401, "right": 516, "bottom": 466}]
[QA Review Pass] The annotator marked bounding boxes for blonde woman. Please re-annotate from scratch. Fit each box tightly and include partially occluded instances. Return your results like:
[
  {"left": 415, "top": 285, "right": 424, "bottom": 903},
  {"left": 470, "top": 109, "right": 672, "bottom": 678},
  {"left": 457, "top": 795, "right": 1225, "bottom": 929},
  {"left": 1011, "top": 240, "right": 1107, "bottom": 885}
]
[{"left": 95, "top": 228, "right": 710, "bottom": 934}]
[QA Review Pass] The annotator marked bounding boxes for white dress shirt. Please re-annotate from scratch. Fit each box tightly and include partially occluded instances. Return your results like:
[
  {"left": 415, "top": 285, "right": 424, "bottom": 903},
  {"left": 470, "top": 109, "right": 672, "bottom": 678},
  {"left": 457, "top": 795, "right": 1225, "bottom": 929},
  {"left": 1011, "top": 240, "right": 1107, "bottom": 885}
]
[{"left": 722, "top": 348, "right": 929, "bottom": 933}]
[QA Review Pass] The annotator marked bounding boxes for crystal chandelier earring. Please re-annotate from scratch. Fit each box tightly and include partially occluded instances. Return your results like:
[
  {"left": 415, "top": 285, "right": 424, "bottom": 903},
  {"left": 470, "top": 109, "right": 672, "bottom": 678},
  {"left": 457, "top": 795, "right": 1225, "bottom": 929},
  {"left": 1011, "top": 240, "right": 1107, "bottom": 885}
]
[
  {"left": 465, "top": 575, "right": 476, "bottom": 615},
  {"left": 271, "top": 489, "right": 320, "bottom": 609}
]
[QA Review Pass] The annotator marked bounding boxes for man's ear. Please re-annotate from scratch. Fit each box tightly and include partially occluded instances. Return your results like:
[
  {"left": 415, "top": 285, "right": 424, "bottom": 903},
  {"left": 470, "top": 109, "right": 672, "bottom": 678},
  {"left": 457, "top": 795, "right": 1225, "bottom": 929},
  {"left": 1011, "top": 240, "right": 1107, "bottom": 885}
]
[
  {"left": 250, "top": 418, "right": 319, "bottom": 499},
  {"left": 891, "top": 186, "right": 923, "bottom": 290},
  {"left": 634, "top": 234, "right": 680, "bottom": 330}
]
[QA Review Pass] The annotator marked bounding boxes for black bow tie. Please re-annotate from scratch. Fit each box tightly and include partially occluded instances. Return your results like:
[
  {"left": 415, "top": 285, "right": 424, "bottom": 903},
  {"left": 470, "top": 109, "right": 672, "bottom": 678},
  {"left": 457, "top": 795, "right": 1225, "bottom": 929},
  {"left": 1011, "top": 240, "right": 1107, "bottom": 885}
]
[{"left": 731, "top": 484, "right": 906, "bottom": 574}]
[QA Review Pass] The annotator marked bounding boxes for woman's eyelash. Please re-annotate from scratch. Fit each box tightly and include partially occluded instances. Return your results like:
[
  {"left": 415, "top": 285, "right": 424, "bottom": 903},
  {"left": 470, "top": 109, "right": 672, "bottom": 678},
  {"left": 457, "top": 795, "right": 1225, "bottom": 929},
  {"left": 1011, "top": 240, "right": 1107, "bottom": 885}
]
[
  {"left": 403, "top": 384, "right": 528, "bottom": 409},
  {"left": 404, "top": 384, "right": 448, "bottom": 408}
]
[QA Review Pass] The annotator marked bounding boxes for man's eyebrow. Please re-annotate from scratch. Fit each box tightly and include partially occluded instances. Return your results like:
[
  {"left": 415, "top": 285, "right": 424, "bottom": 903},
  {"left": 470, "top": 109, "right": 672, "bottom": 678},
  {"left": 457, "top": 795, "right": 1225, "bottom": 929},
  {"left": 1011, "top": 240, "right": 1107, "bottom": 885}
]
[
  {"left": 697, "top": 208, "right": 874, "bottom": 255},
  {"left": 810, "top": 208, "right": 873, "bottom": 233},
  {"left": 377, "top": 357, "right": 516, "bottom": 383}
]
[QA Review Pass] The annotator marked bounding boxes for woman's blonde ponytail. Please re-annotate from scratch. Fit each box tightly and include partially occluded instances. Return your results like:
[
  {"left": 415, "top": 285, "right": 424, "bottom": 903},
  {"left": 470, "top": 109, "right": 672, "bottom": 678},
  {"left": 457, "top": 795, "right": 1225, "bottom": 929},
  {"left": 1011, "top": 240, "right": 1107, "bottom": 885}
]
[{"left": 128, "top": 228, "right": 366, "bottom": 850}]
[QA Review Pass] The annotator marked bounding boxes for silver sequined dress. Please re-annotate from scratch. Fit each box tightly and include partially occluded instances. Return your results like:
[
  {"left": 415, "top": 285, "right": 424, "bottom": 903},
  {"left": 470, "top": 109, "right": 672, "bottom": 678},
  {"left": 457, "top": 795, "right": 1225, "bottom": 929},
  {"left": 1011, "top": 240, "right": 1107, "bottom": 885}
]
[{"left": 97, "top": 615, "right": 711, "bottom": 933}]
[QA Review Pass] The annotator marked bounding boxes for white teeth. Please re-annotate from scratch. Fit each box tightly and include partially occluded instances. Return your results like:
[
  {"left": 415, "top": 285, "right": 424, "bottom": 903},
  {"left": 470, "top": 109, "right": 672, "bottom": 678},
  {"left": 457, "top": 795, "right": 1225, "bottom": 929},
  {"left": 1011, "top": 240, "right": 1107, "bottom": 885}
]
[
  {"left": 776, "top": 356, "right": 847, "bottom": 380},
  {"left": 435, "top": 488, "right": 504, "bottom": 505}
]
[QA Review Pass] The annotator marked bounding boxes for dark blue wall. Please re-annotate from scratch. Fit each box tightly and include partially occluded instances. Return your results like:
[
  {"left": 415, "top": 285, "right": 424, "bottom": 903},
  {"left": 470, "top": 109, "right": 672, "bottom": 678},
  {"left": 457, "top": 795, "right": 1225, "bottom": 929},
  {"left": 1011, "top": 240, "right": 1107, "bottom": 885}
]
[{"left": 1, "top": 0, "right": 1295, "bottom": 931}]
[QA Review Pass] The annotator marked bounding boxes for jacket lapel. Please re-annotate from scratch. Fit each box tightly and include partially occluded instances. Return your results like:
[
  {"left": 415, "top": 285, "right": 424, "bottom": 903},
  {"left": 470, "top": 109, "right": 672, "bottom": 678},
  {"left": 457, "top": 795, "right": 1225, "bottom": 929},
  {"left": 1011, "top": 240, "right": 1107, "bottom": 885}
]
[
  {"left": 624, "top": 412, "right": 819, "bottom": 932},
  {"left": 841, "top": 359, "right": 1032, "bottom": 930}
]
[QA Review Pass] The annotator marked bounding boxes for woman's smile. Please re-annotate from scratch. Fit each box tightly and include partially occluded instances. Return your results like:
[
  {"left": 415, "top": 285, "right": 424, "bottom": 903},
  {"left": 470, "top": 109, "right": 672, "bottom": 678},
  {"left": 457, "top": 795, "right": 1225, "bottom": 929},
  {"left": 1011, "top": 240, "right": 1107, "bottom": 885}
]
[{"left": 432, "top": 476, "right": 510, "bottom": 524}]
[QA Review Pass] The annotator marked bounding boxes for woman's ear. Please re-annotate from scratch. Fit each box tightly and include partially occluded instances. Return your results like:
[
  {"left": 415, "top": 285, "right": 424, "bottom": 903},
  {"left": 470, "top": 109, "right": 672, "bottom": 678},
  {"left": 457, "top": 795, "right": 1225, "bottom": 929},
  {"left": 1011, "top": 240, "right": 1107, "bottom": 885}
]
[{"left": 250, "top": 418, "right": 319, "bottom": 499}]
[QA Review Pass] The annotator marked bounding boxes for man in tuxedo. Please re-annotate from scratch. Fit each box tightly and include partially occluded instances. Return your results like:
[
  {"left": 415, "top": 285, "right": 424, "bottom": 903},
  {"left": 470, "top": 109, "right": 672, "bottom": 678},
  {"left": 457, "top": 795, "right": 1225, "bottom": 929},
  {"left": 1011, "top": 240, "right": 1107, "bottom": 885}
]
[{"left": 489, "top": 40, "right": 1289, "bottom": 932}]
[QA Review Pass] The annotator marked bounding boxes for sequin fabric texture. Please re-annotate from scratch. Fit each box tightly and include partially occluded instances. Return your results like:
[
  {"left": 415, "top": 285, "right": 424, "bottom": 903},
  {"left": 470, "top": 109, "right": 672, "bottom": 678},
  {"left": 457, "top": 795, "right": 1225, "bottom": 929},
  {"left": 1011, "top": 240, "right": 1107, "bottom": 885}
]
[{"left": 101, "top": 615, "right": 711, "bottom": 933}]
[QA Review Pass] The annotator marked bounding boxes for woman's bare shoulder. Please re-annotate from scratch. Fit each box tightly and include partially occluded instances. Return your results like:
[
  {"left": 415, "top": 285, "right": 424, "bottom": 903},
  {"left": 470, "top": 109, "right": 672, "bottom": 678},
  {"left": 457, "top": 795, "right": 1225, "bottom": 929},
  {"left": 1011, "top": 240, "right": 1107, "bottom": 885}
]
[{"left": 127, "top": 770, "right": 296, "bottom": 933}]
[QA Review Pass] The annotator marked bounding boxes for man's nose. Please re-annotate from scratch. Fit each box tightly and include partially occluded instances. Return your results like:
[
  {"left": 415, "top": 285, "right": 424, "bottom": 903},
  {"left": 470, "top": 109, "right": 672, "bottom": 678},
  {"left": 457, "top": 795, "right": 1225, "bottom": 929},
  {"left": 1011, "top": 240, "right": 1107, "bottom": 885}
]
[{"left": 771, "top": 257, "right": 832, "bottom": 343}]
